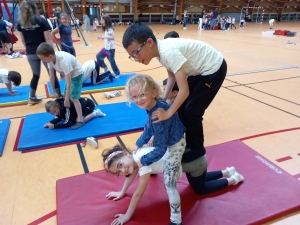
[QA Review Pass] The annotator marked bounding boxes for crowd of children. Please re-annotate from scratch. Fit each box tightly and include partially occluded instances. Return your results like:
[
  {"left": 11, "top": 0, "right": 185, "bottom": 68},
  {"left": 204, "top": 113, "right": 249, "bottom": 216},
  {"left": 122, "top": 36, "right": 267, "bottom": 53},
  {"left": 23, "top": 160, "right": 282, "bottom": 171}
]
[{"left": 1, "top": 2, "right": 248, "bottom": 224}]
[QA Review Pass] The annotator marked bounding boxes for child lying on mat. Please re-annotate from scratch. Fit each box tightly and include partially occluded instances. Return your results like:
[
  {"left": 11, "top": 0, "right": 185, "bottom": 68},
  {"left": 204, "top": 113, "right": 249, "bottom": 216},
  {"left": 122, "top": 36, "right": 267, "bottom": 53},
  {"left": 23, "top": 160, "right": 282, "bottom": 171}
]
[
  {"left": 0, "top": 69, "right": 21, "bottom": 95},
  {"left": 44, "top": 97, "right": 106, "bottom": 129},
  {"left": 103, "top": 145, "right": 244, "bottom": 225}
]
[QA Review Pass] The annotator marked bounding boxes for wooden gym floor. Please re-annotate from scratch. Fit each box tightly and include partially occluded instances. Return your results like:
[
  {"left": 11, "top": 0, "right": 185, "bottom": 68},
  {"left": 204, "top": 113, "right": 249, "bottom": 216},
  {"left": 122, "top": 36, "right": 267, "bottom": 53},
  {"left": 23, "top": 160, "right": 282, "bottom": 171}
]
[{"left": 0, "top": 22, "right": 299, "bottom": 225}]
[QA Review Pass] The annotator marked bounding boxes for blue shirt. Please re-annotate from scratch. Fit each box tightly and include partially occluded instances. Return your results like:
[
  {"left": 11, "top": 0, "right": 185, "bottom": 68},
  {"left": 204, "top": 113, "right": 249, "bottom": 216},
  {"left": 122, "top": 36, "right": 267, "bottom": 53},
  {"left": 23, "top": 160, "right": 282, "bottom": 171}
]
[
  {"left": 58, "top": 24, "right": 73, "bottom": 47},
  {"left": 136, "top": 99, "right": 186, "bottom": 166}
]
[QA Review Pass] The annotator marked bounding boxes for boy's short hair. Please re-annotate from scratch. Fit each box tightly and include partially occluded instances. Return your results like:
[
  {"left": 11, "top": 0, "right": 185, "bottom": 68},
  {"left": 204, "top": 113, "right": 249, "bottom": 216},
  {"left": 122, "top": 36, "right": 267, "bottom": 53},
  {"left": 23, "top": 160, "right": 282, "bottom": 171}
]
[
  {"left": 122, "top": 22, "right": 157, "bottom": 48},
  {"left": 164, "top": 31, "right": 180, "bottom": 39},
  {"left": 39, "top": 9, "right": 44, "bottom": 15},
  {"left": 163, "top": 78, "right": 179, "bottom": 92},
  {"left": 36, "top": 42, "right": 55, "bottom": 56},
  {"left": 45, "top": 100, "right": 58, "bottom": 112},
  {"left": 8, "top": 71, "right": 21, "bottom": 86}
]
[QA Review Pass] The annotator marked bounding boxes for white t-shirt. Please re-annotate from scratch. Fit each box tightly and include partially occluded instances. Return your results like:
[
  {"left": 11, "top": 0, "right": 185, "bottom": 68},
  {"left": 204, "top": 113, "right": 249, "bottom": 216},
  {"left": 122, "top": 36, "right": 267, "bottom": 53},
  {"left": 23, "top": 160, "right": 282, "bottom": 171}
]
[
  {"left": 104, "top": 28, "right": 115, "bottom": 50},
  {"left": 0, "top": 69, "right": 10, "bottom": 84},
  {"left": 48, "top": 51, "right": 83, "bottom": 78},
  {"left": 82, "top": 60, "right": 96, "bottom": 83},
  {"left": 133, "top": 146, "right": 182, "bottom": 179},
  {"left": 157, "top": 38, "right": 223, "bottom": 76}
]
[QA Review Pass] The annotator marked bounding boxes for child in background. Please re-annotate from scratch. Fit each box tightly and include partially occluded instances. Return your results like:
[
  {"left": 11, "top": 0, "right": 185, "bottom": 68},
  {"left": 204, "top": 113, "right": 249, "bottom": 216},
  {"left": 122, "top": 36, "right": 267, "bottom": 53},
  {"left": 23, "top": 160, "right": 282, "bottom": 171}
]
[
  {"left": 37, "top": 42, "right": 84, "bottom": 130},
  {"left": 0, "top": 69, "right": 21, "bottom": 95},
  {"left": 269, "top": 18, "right": 276, "bottom": 29},
  {"left": 51, "top": 13, "right": 76, "bottom": 57},
  {"left": 122, "top": 74, "right": 186, "bottom": 225},
  {"left": 240, "top": 19, "right": 245, "bottom": 28},
  {"left": 82, "top": 60, "right": 114, "bottom": 85},
  {"left": 231, "top": 17, "right": 236, "bottom": 29},
  {"left": 104, "top": 145, "right": 244, "bottom": 224},
  {"left": 93, "top": 18, "right": 99, "bottom": 31},
  {"left": 44, "top": 97, "right": 106, "bottom": 129},
  {"left": 96, "top": 14, "right": 121, "bottom": 78}
]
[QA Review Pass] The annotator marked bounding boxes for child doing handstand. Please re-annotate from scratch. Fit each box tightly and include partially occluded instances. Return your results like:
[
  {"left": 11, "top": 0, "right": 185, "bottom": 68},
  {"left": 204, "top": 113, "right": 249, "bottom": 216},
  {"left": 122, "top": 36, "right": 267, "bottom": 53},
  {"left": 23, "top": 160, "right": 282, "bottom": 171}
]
[
  {"left": 110, "top": 74, "right": 186, "bottom": 225},
  {"left": 44, "top": 97, "right": 106, "bottom": 129},
  {"left": 104, "top": 145, "right": 244, "bottom": 225},
  {"left": 0, "top": 69, "right": 21, "bottom": 95},
  {"left": 37, "top": 42, "right": 84, "bottom": 130}
]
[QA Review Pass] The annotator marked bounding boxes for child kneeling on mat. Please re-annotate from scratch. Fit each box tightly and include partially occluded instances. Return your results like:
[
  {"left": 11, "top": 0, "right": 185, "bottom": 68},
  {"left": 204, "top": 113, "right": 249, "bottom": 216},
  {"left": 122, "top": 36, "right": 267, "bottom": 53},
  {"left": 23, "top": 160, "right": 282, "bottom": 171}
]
[
  {"left": 0, "top": 69, "right": 21, "bottom": 95},
  {"left": 104, "top": 145, "right": 244, "bottom": 225},
  {"left": 44, "top": 97, "right": 106, "bottom": 129},
  {"left": 82, "top": 60, "right": 114, "bottom": 85}
]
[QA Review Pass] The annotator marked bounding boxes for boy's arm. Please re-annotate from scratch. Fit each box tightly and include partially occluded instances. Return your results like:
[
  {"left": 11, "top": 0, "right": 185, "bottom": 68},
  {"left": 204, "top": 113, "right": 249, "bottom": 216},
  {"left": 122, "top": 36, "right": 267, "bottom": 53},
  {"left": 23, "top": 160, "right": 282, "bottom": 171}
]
[
  {"left": 162, "top": 70, "right": 176, "bottom": 100},
  {"left": 153, "top": 67, "right": 189, "bottom": 123},
  {"left": 5, "top": 83, "right": 17, "bottom": 95},
  {"left": 49, "top": 68, "right": 58, "bottom": 98},
  {"left": 64, "top": 74, "right": 71, "bottom": 108}
]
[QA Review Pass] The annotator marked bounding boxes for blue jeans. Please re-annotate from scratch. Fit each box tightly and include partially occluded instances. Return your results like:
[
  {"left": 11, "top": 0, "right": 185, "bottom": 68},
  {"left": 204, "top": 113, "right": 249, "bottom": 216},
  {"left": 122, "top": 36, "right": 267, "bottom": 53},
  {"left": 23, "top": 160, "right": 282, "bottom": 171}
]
[
  {"left": 183, "top": 18, "right": 187, "bottom": 27},
  {"left": 96, "top": 48, "right": 120, "bottom": 75}
]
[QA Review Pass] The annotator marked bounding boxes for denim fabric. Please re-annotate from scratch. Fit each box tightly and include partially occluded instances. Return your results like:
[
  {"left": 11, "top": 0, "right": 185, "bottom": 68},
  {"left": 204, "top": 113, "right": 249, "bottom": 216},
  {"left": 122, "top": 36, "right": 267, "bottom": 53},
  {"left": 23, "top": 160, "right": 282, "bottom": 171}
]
[
  {"left": 183, "top": 18, "right": 187, "bottom": 27},
  {"left": 96, "top": 48, "right": 120, "bottom": 75},
  {"left": 136, "top": 99, "right": 186, "bottom": 166}
]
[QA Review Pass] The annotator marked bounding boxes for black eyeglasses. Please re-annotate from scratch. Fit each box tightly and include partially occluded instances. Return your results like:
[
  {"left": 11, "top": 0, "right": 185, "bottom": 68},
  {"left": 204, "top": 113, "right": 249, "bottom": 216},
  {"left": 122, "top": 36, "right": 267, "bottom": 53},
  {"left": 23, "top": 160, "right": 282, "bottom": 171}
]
[{"left": 128, "top": 37, "right": 150, "bottom": 61}]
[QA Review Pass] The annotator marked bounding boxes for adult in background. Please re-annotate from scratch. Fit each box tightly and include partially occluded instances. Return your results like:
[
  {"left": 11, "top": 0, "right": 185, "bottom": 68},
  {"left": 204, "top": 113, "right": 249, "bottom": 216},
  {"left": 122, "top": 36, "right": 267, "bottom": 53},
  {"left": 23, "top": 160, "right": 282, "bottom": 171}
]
[
  {"left": 198, "top": 9, "right": 205, "bottom": 30},
  {"left": 210, "top": 8, "right": 218, "bottom": 30},
  {"left": 183, "top": 10, "right": 188, "bottom": 30},
  {"left": 83, "top": 14, "right": 90, "bottom": 32},
  {"left": 17, "top": 0, "right": 61, "bottom": 105}
]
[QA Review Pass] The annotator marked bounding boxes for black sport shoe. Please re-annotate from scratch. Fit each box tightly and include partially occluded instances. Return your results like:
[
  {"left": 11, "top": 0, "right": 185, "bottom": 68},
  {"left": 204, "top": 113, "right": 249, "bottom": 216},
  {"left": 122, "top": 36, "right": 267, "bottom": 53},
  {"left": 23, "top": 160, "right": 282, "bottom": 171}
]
[{"left": 28, "top": 97, "right": 42, "bottom": 105}]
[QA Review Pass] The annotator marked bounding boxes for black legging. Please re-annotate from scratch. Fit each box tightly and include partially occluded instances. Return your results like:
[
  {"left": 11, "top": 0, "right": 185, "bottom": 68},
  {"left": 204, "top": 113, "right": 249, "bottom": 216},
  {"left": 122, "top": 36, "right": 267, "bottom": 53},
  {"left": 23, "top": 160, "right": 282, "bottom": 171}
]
[
  {"left": 186, "top": 169, "right": 228, "bottom": 195},
  {"left": 231, "top": 23, "right": 236, "bottom": 29}
]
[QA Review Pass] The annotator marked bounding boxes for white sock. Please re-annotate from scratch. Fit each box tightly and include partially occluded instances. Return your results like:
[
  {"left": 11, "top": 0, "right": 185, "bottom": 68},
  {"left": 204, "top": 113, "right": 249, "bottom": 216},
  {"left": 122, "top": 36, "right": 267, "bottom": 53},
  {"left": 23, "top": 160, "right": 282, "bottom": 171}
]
[
  {"left": 226, "top": 166, "right": 236, "bottom": 177},
  {"left": 231, "top": 172, "right": 244, "bottom": 185}
]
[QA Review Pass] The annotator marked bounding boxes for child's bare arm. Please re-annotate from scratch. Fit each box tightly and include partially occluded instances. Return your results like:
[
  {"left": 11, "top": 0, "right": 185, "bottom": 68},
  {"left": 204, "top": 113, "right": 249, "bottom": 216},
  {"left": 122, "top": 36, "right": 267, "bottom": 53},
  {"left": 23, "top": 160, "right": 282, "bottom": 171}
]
[
  {"left": 49, "top": 68, "right": 57, "bottom": 98},
  {"left": 5, "top": 83, "right": 17, "bottom": 95},
  {"left": 106, "top": 168, "right": 138, "bottom": 201},
  {"left": 153, "top": 68, "right": 189, "bottom": 123},
  {"left": 112, "top": 173, "right": 151, "bottom": 225},
  {"left": 64, "top": 74, "right": 71, "bottom": 107}
]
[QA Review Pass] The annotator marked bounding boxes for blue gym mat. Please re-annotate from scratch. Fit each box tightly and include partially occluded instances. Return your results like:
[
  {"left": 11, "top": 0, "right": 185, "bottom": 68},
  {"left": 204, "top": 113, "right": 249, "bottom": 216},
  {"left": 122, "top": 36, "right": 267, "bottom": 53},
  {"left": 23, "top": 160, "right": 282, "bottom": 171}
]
[
  {"left": 0, "top": 118, "right": 11, "bottom": 156},
  {"left": 17, "top": 102, "right": 147, "bottom": 151},
  {"left": 0, "top": 85, "right": 30, "bottom": 107},
  {"left": 46, "top": 73, "right": 137, "bottom": 97}
]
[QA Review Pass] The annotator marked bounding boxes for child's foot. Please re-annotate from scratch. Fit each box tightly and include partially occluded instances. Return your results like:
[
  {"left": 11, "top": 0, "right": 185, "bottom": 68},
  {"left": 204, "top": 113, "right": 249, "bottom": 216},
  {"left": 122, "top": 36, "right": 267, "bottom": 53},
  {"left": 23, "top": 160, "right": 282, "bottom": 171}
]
[
  {"left": 226, "top": 166, "right": 236, "bottom": 177},
  {"left": 71, "top": 122, "right": 85, "bottom": 130},
  {"left": 111, "top": 72, "right": 121, "bottom": 79},
  {"left": 94, "top": 108, "right": 106, "bottom": 117},
  {"left": 28, "top": 97, "right": 43, "bottom": 105},
  {"left": 231, "top": 171, "right": 244, "bottom": 185},
  {"left": 103, "top": 67, "right": 108, "bottom": 73},
  {"left": 86, "top": 137, "right": 98, "bottom": 148}
]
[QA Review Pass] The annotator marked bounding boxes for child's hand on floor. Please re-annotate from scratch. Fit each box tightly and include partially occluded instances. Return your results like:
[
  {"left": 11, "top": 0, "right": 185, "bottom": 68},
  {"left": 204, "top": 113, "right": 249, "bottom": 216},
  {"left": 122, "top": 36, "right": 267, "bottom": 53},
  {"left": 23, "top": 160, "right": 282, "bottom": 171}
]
[
  {"left": 112, "top": 213, "right": 130, "bottom": 225},
  {"left": 9, "top": 90, "right": 18, "bottom": 96},
  {"left": 44, "top": 123, "right": 54, "bottom": 129},
  {"left": 106, "top": 191, "right": 125, "bottom": 201}
]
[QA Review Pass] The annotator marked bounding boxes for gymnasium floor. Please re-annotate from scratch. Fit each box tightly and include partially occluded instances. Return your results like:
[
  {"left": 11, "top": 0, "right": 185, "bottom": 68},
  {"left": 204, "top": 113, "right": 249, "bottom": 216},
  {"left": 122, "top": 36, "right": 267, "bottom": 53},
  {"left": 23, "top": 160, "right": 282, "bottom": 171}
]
[{"left": 0, "top": 22, "right": 300, "bottom": 225}]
